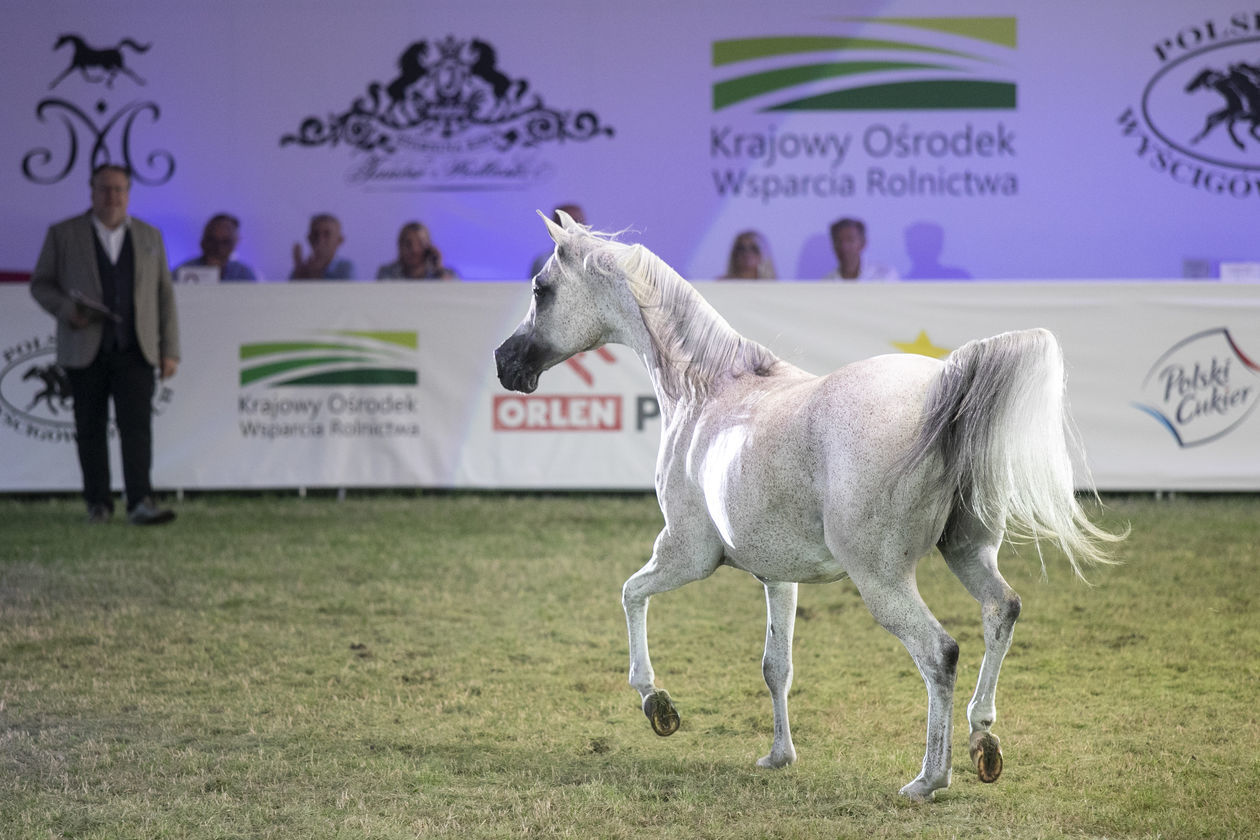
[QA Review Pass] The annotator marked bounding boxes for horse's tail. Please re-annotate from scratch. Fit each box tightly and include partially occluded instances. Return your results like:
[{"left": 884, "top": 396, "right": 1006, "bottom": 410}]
[
  {"left": 119, "top": 39, "right": 151, "bottom": 53},
  {"left": 903, "top": 327, "right": 1124, "bottom": 578}
]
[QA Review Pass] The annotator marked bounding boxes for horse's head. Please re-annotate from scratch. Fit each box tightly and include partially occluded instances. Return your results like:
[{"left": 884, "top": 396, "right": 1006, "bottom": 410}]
[
  {"left": 1185, "top": 68, "right": 1221, "bottom": 92},
  {"left": 494, "top": 210, "right": 636, "bottom": 393}
]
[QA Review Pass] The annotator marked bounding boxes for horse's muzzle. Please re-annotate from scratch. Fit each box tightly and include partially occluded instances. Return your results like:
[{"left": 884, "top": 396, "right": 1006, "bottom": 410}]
[{"left": 494, "top": 333, "right": 544, "bottom": 394}]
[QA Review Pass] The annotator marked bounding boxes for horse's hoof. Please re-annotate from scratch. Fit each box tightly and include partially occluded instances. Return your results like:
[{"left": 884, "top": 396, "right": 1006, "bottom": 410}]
[
  {"left": 643, "top": 689, "right": 680, "bottom": 737},
  {"left": 756, "top": 749, "right": 796, "bottom": 769},
  {"left": 969, "top": 730, "right": 1003, "bottom": 783},
  {"left": 898, "top": 779, "right": 939, "bottom": 803}
]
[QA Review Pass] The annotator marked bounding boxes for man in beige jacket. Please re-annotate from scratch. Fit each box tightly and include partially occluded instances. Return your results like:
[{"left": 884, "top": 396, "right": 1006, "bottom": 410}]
[{"left": 30, "top": 164, "right": 180, "bottom": 524}]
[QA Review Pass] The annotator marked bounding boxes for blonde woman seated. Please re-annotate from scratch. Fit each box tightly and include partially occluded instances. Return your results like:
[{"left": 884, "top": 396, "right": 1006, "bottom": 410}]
[
  {"left": 721, "top": 230, "right": 777, "bottom": 280},
  {"left": 377, "top": 221, "right": 458, "bottom": 280}
]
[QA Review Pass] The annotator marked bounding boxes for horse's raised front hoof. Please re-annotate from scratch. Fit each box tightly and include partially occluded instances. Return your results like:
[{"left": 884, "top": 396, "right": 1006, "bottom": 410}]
[
  {"left": 643, "top": 689, "right": 680, "bottom": 737},
  {"left": 969, "top": 730, "right": 1003, "bottom": 783}
]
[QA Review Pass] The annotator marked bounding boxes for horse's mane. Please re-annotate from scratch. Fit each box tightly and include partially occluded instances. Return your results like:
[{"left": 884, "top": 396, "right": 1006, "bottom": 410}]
[{"left": 579, "top": 227, "right": 778, "bottom": 401}]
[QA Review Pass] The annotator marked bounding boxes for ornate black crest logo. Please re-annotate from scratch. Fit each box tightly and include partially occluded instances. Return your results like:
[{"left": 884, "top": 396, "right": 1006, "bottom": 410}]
[
  {"left": 22, "top": 33, "right": 175, "bottom": 186},
  {"left": 280, "top": 36, "right": 615, "bottom": 190}
]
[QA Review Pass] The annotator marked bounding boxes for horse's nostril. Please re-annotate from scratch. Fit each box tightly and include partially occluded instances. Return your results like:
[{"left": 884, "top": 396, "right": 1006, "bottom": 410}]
[{"left": 494, "top": 343, "right": 515, "bottom": 375}]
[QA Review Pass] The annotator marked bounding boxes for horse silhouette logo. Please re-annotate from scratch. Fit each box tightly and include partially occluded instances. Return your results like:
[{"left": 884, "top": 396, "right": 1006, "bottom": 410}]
[
  {"left": 1187, "top": 61, "right": 1260, "bottom": 151},
  {"left": 22, "top": 364, "right": 72, "bottom": 415},
  {"left": 49, "top": 34, "right": 150, "bottom": 89}
]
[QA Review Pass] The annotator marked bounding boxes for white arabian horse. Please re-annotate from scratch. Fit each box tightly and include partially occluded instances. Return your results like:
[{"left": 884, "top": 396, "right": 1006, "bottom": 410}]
[{"left": 494, "top": 211, "right": 1122, "bottom": 801}]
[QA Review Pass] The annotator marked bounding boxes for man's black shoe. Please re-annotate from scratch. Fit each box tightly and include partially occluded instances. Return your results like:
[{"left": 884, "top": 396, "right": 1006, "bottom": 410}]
[
  {"left": 87, "top": 504, "right": 112, "bottom": 524},
  {"left": 128, "top": 497, "right": 176, "bottom": 526}
]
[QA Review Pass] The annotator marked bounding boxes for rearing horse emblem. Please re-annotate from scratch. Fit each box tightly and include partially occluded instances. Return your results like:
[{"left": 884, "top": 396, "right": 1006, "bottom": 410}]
[
  {"left": 49, "top": 34, "right": 150, "bottom": 89},
  {"left": 1186, "top": 61, "right": 1260, "bottom": 151}
]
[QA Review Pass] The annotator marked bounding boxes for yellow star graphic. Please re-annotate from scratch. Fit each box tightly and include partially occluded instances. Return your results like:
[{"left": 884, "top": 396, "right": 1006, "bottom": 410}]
[{"left": 892, "top": 330, "right": 951, "bottom": 359}]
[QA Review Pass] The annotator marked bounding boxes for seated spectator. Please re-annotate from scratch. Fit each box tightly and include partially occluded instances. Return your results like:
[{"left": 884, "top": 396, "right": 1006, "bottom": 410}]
[
  {"left": 376, "top": 221, "right": 457, "bottom": 280},
  {"left": 530, "top": 203, "right": 587, "bottom": 278},
  {"left": 290, "top": 213, "right": 354, "bottom": 280},
  {"left": 823, "top": 217, "right": 898, "bottom": 281},
  {"left": 720, "top": 230, "right": 776, "bottom": 280},
  {"left": 174, "top": 213, "right": 257, "bottom": 282}
]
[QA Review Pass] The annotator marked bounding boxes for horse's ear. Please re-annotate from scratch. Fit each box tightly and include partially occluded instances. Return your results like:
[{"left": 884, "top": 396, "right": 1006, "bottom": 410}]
[
  {"left": 554, "top": 207, "right": 577, "bottom": 230},
  {"left": 539, "top": 209, "right": 566, "bottom": 244}
]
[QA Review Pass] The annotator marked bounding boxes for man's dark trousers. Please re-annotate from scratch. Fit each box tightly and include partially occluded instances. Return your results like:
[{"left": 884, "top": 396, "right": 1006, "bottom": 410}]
[{"left": 66, "top": 344, "right": 155, "bottom": 514}]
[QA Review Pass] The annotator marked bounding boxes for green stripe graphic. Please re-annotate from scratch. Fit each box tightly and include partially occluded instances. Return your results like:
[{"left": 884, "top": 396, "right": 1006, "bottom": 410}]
[
  {"left": 239, "top": 331, "right": 419, "bottom": 387},
  {"left": 241, "top": 341, "right": 366, "bottom": 360},
  {"left": 240, "top": 355, "right": 375, "bottom": 385},
  {"left": 837, "top": 17, "right": 1017, "bottom": 48},
  {"left": 712, "top": 17, "right": 1016, "bottom": 112},
  {"left": 713, "top": 36, "right": 979, "bottom": 66},
  {"left": 274, "top": 368, "right": 418, "bottom": 387},
  {"left": 714, "top": 60, "right": 956, "bottom": 110},
  {"left": 333, "top": 330, "right": 418, "bottom": 349},
  {"left": 766, "top": 79, "right": 1016, "bottom": 111}
]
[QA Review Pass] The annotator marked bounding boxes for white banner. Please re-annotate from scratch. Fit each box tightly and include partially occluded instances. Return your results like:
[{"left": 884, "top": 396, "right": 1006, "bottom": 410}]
[{"left": 2, "top": 282, "right": 1258, "bottom": 492}]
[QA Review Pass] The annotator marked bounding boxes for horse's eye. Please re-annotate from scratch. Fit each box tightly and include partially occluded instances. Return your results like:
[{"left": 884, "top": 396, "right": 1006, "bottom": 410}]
[{"left": 533, "top": 284, "right": 552, "bottom": 301}]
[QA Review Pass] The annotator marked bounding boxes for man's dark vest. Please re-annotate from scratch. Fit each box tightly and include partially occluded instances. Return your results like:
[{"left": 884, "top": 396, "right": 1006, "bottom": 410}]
[{"left": 93, "top": 229, "right": 136, "bottom": 351}]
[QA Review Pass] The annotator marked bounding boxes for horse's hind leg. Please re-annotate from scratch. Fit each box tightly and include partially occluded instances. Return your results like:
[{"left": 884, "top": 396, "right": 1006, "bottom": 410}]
[
  {"left": 757, "top": 580, "right": 798, "bottom": 768},
  {"left": 621, "top": 531, "right": 721, "bottom": 737},
  {"left": 847, "top": 566, "right": 958, "bottom": 802},
  {"left": 939, "top": 517, "right": 1020, "bottom": 784}
]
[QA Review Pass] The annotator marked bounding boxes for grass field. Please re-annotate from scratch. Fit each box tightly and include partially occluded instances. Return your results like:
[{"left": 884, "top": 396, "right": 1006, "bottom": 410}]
[{"left": 1, "top": 492, "right": 1258, "bottom": 839}]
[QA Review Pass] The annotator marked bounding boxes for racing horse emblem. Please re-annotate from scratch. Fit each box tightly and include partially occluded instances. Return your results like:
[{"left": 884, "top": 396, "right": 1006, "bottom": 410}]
[
  {"left": 23, "top": 364, "right": 72, "bottom": 415},
  {"left": 49, "top": 34, "right": 150, "bottom": 89},
  {"left": 1186, "top": 62, "right": 1260, "bottom": 151}
]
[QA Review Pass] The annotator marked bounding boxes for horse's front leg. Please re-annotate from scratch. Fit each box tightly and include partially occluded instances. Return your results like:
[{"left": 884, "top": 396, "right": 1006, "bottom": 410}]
[
  {"left": 1192, "top": 109, "right": 1229, "bottom": 144},
  {"left": 622, "top": 531, "right": 721, "bottom": 737},
  {"left": 757, "top": 580, "right": 798, "bottom": 769}
]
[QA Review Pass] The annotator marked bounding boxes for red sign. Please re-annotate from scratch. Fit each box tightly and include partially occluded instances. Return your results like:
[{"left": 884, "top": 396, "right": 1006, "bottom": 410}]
[{"left": 493, "top": 394, "right": 622, "bottom": 431}]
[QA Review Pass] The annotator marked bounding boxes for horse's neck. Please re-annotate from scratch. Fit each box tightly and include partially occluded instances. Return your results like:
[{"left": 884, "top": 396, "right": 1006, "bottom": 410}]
[
  {"left": 630, "top": 271, "right": 772, "bottom": 411},
  {"left": 609, "top": 294, "right": 671, "bottom": 409}
]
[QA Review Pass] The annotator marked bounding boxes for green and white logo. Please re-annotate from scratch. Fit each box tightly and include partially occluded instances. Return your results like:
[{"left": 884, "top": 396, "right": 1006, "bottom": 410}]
[
  {"left": 713, "top": 17, "right": 1016, "bottom": 112},
  {"left": 240, "top": 330, "right": 418, "bottom": 388}
]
